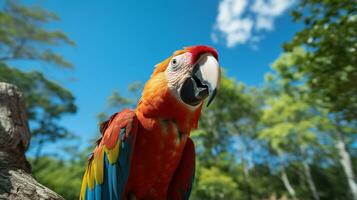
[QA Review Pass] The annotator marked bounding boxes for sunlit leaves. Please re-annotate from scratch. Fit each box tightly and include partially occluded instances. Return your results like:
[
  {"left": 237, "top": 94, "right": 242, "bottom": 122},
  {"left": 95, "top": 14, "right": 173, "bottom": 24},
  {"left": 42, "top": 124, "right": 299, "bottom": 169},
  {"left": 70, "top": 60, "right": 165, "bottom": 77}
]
[
  {"left": 259, "top": 93, "right": 319, "bottom": 152},
  {"left": 191, "top": 166, "right": 241, "bottom": 200},
  {"left": 30, "top": 155, "right": 87, "bottom": 200},
  {"left": 283, "top": 0, "right": 357, "bottom": 121},
  {"left": 0, "top": 0, "right": 75, "bottom": 68}
]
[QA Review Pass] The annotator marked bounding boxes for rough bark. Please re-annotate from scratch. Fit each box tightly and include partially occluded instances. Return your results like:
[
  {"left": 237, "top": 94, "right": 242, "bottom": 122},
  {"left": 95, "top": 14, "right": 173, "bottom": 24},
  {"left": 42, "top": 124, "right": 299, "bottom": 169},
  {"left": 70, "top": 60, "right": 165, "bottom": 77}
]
[{"left": 0, "top": 82, "right": 64, "bottom": 200}]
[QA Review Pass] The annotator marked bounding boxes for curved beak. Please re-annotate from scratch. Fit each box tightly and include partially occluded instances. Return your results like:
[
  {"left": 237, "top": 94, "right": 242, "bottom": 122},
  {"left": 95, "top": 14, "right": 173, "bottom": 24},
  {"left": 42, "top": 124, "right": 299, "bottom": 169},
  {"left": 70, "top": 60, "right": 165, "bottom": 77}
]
[{"left": 193, "top": 53, "right": 221, "bottom": 107}]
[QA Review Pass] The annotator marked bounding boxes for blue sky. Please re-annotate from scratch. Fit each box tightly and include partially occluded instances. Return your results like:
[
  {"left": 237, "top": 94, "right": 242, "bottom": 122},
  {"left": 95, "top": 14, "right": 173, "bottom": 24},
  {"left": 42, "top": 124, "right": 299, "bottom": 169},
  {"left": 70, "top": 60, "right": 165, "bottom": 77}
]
[{"left": 14, "top": 0, "right": 300, "bottom": 156}]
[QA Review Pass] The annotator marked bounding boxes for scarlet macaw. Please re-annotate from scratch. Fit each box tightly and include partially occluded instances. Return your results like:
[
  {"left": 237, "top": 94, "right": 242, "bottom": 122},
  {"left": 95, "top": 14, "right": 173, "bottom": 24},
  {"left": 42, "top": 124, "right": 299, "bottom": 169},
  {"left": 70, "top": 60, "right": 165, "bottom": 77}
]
[{"left": 80, "top": 45, "right": 221, "bottom": 200}]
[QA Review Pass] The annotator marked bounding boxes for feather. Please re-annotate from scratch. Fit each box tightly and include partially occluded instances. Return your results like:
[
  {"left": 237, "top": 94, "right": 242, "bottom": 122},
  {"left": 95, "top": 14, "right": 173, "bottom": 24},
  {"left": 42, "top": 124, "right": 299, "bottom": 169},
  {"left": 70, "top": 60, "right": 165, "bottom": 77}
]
[
  {"left": 167, "top": 138, "right": 196, "bottom": 200},
  {"left": 80, "top": 109, "right": 137, "bottom": 200}
]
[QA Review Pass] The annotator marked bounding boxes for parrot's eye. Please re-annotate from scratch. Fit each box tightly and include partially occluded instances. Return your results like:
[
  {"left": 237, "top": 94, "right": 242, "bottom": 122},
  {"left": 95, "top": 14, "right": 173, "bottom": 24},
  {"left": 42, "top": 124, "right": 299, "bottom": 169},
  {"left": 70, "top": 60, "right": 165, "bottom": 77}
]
[
  {"left": 170, "top": 54, "right": 185, "bottom": 71},
  {"left": 171, "top": 57, "right": 180, "bottom": 70}
]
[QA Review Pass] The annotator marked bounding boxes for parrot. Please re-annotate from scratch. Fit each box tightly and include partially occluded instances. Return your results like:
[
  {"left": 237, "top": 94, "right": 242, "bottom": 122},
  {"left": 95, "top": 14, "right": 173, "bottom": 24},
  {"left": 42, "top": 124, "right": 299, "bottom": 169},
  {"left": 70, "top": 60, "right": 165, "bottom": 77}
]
[{"left": 80, "top": 45, "right": 221, "bottom": 200}]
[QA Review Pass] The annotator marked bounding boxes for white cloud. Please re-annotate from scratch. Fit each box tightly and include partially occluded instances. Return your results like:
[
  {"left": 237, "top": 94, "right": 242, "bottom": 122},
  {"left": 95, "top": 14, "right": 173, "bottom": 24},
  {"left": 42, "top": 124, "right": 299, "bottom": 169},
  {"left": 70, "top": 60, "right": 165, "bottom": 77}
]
[
  {"left": 252, "top": 0, "right": 294, "bottom": 31},
  {"left": 213, "top": 0, "right": 294, "bottom": 47},
  {"left": 255, "top": 16, "right": 274, "bottom": 30}
]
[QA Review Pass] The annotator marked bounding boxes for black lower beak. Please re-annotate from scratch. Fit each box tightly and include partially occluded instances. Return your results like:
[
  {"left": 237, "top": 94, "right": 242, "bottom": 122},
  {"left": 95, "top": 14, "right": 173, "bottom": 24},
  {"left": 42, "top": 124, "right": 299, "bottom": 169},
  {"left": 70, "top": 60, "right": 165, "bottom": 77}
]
[
  {"left": 206, "top": 88, "right": 217, "bottom": 107},
  {"left": 180, "top": 75, "right": 209, "bottom": 107}
]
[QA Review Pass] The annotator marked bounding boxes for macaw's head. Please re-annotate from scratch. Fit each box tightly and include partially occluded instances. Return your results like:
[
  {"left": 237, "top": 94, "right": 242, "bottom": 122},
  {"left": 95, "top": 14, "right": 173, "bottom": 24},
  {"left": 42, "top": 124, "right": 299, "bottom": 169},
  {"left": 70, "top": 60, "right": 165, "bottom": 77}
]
[
  {"left": 152, "top": 45, "right": 221, "bottom": 108},
  {"left": 138, "top": 45, "right": 220, "bottom": 130}
]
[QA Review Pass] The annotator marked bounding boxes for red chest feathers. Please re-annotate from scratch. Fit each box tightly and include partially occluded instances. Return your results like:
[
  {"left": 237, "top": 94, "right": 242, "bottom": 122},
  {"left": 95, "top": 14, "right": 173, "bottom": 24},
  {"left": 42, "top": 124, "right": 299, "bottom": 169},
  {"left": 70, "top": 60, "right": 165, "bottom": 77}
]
[{"left": 125, "top": 117, "right": 189, "bottom": 199}]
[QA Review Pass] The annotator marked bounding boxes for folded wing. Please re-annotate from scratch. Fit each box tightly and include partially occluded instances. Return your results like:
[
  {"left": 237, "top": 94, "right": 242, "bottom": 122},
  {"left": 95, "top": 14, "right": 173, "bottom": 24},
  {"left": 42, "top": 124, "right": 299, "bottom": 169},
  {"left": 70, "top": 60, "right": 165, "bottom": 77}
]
[{"left": 80, "top": 109, "right": 138, "bottom": 200}]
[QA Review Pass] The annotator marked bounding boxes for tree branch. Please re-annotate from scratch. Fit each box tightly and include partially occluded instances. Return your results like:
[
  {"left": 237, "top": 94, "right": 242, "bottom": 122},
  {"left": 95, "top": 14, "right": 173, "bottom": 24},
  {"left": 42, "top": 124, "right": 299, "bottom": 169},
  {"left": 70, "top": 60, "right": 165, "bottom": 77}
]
[{"left": 0, "top": 82, "right": 64, "bottom": 200}]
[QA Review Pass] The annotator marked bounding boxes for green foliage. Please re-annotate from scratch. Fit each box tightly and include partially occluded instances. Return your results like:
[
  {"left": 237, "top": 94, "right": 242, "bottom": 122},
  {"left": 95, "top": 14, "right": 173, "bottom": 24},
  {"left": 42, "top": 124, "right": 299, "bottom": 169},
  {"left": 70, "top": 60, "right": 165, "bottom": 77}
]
[
  {"left": 191, "top": 166, "right": 241, "bottom": 200},
  {"left": 0, "top": 1, "right": 77, "bottom": 156},
  {"left": 270, "top": 4, "right": 357, "bottom": 196},
  {"left": 30, "top": 154, "right": 86, "bottom": 200},
  {"left": 283, "top": 0, "right": 357, "bottom": 121},
  {"left": 0, "top": 0, "right": 75, "bottom": 68},
  {"left": 259, "top": 93, "right": 320, "bottom": 152},
  {"left": 309, "top": 161, "right": 350, "bottom": 199},
  {"left": 196, "top": 75, "right": 261, "bottom": 163},
  {"left": 0, "top": 63, "right": 76, "bottom": 142},
  {"left": 97, "top": 81, "right": 142, "bottom": 122},
  {"left": 0, "top": 3, "right": 79, "bottom": 198},
  {"left": 191, "top": 75, "right": 289, "bottom": 199}
]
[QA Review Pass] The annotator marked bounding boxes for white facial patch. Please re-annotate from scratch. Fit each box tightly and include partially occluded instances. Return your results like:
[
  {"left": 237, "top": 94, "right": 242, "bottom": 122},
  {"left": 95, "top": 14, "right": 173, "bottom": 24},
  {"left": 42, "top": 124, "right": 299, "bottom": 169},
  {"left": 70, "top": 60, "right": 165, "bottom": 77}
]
[
  {"left": 165, "top": 52, "right": 192, "bottom": 89},
  {"left": 165, "top": 52, "right": 195, "bottom": 105}
]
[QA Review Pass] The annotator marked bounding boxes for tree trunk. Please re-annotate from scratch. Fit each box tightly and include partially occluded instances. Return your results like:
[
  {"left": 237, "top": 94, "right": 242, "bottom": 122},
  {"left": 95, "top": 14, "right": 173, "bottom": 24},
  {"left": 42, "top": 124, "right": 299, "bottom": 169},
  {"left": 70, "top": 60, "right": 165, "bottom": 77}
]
[
  {"left": 333, "top": 117, "right": 357, "bottom": 200},
  {"left": 280, "top": 166, "right": 296, "bottom": 199},
  {"left": 336, "top": 133, "right": 357, "bottom": 200},
  {"left": 0, "top": 82, "right": 64, "bottom": 200},
  {"left": 298, "top": 146, "right": 320, "bottom": 200},
  {"left": 302, "top": 162, "right": 320, "bottom": 200}
]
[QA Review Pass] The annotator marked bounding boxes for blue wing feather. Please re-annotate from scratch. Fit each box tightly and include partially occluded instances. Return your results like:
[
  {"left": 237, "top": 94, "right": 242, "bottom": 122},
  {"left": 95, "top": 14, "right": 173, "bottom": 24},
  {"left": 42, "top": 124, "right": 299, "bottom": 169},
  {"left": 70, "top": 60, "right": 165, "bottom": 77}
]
[
  {"left": 83, "top": 127, "right": 136, "bottom": 200},
  {"left": 95, "top": 184, "right": 102, "bottom": 200}
]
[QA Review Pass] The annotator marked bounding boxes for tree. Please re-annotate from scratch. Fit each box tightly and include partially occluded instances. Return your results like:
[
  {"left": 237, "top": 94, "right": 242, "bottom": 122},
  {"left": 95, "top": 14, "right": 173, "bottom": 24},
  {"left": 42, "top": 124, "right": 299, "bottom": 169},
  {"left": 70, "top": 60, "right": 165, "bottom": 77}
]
[
  {"left": 281, "top": 2, "right": 357, "bottom": 197},
  {"left": 0, "top": 0, "right": 74, "bottom": 67},
  {"left": 0, "top": 83, "right": 64, "bottom": 200},
  {"left": 272, "top": 46, "right": 357, "bottom": 200},
  {"left": 258, "top": 89, "right": 323, "bottom": 200},
  {"left": 0, "top": 1, "right": 77, "bottom": 159},
  {"left": 285, "top": 0, "right": 357, "bottom": 122}
]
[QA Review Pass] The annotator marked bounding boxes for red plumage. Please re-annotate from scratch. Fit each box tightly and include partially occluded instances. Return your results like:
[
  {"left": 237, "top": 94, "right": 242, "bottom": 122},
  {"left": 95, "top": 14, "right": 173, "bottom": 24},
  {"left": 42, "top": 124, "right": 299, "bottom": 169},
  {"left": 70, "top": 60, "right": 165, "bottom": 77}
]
[{"left": 81, "top": 45, "right": 220, "bottom": 200}]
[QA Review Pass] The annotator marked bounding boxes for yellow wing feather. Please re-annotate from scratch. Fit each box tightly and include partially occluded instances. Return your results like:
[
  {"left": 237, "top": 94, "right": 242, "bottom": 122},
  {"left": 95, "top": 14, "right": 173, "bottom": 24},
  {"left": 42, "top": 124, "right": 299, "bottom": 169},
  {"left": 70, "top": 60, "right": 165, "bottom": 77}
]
[
  {"left": 80, "top": 138, "right": 121, "bottom": 199},
  {"left": 104, "top": 139, "right": 120, "bottom": 164}
]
